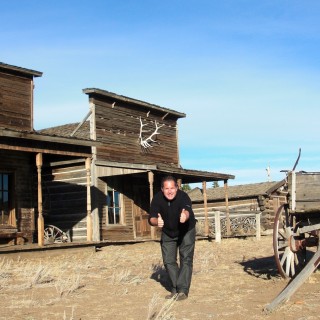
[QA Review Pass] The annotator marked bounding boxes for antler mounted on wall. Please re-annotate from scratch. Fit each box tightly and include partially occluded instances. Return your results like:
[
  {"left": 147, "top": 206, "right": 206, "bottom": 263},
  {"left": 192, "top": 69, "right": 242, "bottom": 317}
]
[{"left": 139, "top": 117, "right": 165, "bottom": 150}]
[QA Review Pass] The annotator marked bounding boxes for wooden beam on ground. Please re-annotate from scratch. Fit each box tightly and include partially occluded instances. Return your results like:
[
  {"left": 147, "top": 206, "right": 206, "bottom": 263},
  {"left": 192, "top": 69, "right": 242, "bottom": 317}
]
[{"left": 264, "top": 247, "right": 320, "bottom": 314}]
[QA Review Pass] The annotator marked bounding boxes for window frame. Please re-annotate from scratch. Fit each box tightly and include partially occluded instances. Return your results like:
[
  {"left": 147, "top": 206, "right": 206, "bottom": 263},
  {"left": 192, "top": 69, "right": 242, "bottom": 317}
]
[{"left": 106, "top": 187, "right": 124, "bottom": 225}]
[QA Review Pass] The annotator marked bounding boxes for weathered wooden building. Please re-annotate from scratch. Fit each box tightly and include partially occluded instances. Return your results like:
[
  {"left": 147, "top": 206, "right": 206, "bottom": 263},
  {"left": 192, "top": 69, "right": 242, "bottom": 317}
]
[
  {"left": 41, "top": 88, "right": 235, "bottom": 242},
  {"left": 188, "top": 180, "right": 287, "bottom": 234},
  {"left": 0, "top": 62, "right": 96, "bottom": 245}
]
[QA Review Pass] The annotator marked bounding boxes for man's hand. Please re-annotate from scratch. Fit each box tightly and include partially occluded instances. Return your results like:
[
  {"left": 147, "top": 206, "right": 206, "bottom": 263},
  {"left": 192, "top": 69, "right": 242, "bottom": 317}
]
[
  {"left": 157, "top": 213, "right": 164, "bottom": 228},
  {"left": 180, "top": 209, "right": 189, "bottom": 223}
]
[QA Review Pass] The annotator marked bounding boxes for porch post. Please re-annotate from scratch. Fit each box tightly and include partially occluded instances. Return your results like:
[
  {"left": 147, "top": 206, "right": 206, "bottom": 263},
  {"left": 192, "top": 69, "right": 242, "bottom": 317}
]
[
  {"left": 224, "top": 179, "right": 231, "bottom": 236},
  {"left": 86, "top": 157, "right": 93, "bottom": 241},
  {"left": 202, "top": 181, "right": 209, "bottom": 237},
  {"left": 36, "top": 153, "right": 44, "bottom": 247},
  {"left": 148, "top": 171, "right": 156, "bottom": 240}
]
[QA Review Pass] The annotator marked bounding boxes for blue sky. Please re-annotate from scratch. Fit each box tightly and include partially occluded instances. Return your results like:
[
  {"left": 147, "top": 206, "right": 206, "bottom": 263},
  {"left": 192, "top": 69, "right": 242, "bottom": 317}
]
[{"left": 1, "top": 0, "right": 320, "bottom": 186}]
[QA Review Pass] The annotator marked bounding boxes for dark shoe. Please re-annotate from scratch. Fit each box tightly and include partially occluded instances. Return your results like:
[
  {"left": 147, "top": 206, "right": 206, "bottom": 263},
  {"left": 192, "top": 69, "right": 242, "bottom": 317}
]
[
  {"left": 176, "top": 292, "right": 188, "bottom": 301},
  {"left": 165, "top": 289, "right": 177, "bottom": 299}
]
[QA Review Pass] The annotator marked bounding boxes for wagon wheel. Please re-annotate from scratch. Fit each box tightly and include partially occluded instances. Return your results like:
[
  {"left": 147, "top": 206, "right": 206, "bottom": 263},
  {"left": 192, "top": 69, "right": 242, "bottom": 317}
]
[
  {"left": 44, "top": 225, "right": 69, "bottom": 245},
  {"left": 273, "top": 204, "right": 306, "bottom": 279}
]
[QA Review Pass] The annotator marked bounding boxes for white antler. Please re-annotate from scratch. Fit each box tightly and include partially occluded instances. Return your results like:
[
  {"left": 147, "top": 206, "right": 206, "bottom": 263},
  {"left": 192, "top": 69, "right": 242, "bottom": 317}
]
[{"left": 139, "top": 117, "right": 164, "bottom": 149}]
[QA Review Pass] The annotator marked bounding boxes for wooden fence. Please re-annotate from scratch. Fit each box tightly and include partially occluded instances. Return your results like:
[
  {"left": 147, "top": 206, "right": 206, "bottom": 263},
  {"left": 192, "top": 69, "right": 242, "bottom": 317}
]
[{"left": 195, "top": 210, "right": 261, "bottom": 242}]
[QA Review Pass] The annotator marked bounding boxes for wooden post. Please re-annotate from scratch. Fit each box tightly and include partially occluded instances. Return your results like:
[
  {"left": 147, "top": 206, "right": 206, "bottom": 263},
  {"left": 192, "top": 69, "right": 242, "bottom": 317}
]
[
  {"left": 256, "top": 213, "right": 261, "bottom": 240},
  {"left": 86, "top": 158, "right": 93, "bottom": 242},
  {"left": 36, "top": 153, "right": 44, "bottom": 247},
  {"left": 148, "top": 171, "right": 156, "bottom": 240},
  {"left": 224, "top": 180, "right": 231, "bottom": 236},
  {"left": 214, "top": 211, "right": 221, "bottom": 243},
  {"left": 202, "top": 181, "right": 209, "bottom": 237},
  {"left": 177, "top": 178, "right": 182, "bottom": 189}
]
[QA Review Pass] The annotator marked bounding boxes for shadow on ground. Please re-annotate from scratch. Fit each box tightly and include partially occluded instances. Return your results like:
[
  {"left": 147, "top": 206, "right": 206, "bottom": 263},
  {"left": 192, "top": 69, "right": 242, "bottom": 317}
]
[
  {"left": 239, "top": 255, "right": 281, "bottom": 280},
  {"left": 150, "top": 263, "right": 172, "bottom": 292}
]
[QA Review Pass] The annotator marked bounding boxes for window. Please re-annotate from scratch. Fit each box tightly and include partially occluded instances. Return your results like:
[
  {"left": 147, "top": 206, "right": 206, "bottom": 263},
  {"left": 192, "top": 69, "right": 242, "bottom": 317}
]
[
  {"left": 0, "top": 173, "right": 10, "bottom": 225},
  {"left": 107, "top": 189, "right": 122, "bottom": 224}
]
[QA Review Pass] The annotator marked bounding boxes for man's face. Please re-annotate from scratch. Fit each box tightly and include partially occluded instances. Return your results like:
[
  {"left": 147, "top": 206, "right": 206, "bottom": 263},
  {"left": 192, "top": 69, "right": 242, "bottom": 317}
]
[{"left": 161, "top": 180, "right": 178, "bottom": 201}]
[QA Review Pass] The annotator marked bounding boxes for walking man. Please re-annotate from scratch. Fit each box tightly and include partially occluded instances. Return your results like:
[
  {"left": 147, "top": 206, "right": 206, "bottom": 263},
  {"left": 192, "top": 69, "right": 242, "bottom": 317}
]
[{"left": 149, "top": 175, "right": 196, "bottom": 301}]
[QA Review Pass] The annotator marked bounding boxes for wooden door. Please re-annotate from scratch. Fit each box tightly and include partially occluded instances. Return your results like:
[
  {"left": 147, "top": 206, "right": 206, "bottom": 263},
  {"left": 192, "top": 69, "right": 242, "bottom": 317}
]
[{"left": 133, "top": 185, "right": 151, "bottom": 238}]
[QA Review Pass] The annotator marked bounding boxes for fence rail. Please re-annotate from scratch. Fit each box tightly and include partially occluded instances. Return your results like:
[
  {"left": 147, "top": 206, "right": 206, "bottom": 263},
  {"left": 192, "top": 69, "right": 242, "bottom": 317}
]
[{"left": 195, "top": 211, "right": 261, "bottom": 242}]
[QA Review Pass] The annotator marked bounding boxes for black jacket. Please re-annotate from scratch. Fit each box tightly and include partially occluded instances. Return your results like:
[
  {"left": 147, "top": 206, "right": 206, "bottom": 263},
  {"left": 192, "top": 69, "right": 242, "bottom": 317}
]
[{"left": 149, "top": 189, "right": 196, "bottom": 238}]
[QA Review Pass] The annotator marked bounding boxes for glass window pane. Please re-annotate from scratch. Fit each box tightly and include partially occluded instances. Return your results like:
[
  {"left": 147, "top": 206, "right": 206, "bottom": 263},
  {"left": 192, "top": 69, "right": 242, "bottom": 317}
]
[
  {"left": 3, "top": 175, "right": 8, "bottom": 190},
  {"left": 108, "top": 208, "right": 114, "bottom": 224},
  {"left": 114, "top": 191, "right": 119, "bottom": 207}
]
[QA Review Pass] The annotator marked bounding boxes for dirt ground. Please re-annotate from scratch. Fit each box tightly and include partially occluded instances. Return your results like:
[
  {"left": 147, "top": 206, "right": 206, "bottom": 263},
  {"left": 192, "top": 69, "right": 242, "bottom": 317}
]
[{"left": 0, "top": 235, "right": 319, "bottom": 320}]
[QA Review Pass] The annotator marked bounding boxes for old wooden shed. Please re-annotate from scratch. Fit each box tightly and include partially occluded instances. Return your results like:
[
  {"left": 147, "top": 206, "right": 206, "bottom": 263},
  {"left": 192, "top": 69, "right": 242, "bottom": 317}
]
[{"left": 0, "top": 62, "right": 97, "bottom": 245}]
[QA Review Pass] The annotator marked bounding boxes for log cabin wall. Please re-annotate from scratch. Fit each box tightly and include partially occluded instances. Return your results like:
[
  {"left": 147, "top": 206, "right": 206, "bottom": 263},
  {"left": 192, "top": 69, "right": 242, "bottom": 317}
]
[
  {"left": 0, "top": 68, "right": 34, "bottom": 131},
  {"left": 41, "top": 161, "right": 88, "bottom": 242},
  {"left": 91, "top": 96, "right": 180, "bottom": 165},
  {"left": 0, "top": 150, "right": 35, "bottom": 243}
]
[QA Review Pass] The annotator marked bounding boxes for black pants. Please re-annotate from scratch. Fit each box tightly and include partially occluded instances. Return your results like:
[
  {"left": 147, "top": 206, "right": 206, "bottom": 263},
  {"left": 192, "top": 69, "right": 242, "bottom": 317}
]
[{"left": 161, "top": 227, "right": 195, "bottom": 295}]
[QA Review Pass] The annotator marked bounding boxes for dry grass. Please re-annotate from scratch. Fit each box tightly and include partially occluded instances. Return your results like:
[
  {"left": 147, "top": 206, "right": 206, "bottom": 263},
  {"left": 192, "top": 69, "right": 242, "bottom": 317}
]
[{"left": 0, "top": 236, "right": 319, "bottom": 320}]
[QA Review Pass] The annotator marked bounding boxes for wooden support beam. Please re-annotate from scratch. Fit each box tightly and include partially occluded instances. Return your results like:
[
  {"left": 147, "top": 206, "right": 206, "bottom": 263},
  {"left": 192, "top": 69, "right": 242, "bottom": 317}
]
[
  {"left": 202, "top": 181, "right": 209, "bottom": 237},
  {"left": 148, "top": 171, "right": 156, "bottom": 240},
  {"left": 264, "top": 247, "right": 320, "bottom": 313},
  {"left": 86, "top": 157, "right": 93, "bottom": 242},
  {"left": 256, "top": 213, "right": 261, "bottom": 240},
  {"left": 214, "top": 211, "right": 221, "bottom": 243},
  {"left": 224, "top": 180, "right": 231, "bottom": 236},
  {"left": 36, "top": 153, "right": 44, "bottom": 247}
]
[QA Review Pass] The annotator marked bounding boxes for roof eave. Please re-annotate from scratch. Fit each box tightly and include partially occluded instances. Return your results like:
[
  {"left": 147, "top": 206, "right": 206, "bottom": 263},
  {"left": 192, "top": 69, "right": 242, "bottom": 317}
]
[{"left": 82, "top": 88, "right": 186, "bottom": 119}]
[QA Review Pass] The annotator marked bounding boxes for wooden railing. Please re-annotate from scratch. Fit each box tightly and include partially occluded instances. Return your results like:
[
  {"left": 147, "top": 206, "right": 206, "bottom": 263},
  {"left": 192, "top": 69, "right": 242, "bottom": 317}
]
[{"left": 195, "top": 210, "right": 261, "bottom": 242}]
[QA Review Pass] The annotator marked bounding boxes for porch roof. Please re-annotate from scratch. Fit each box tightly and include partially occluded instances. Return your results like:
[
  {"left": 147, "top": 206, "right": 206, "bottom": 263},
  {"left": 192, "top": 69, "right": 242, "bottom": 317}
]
[
  {"left": 95, "top": 160, "right": 235, "bottom": 183},
  {"left": 156, "top": 164, "right": 235, "bottom": 183}
]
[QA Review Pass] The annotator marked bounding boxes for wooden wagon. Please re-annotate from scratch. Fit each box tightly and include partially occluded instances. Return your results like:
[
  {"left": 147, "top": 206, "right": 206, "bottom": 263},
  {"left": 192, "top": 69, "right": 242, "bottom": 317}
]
[{"left": 265, "top": 149, "right": 320, "bottom": 312}]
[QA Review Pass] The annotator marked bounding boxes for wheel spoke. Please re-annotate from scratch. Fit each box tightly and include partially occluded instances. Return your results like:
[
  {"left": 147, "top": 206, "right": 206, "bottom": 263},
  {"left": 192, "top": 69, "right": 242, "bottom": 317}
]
[{"left": 44, "top": 225, "right": 69, "bottom": 244}]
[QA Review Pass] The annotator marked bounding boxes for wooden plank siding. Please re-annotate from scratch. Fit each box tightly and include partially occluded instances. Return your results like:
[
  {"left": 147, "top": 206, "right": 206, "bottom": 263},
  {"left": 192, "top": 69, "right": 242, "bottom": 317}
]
[
  {"left": 92, "top": 97, "right": 180, "bottom": 165},
  {"left": 289, "top": 172, "right": 320, "bottom": 212},
  {"left": 41, "top": 162, "right": 88, "bottom": 242},
  {"left": 0, "top": 72, "right": 32, "bottom": 131}
]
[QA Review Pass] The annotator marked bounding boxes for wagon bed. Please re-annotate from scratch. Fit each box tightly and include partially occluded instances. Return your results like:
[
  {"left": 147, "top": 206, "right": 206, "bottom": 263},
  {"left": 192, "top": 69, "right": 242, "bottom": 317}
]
[
  {"left": 288, "top": 171, "right": 320, "bottom": 213},
  {"left": 265, "top": 150, "right": 320, "bottom": 313}
]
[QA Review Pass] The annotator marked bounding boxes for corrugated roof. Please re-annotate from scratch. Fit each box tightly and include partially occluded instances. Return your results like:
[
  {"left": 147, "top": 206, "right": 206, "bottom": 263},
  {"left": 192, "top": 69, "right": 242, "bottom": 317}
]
[{"left": 188, "top": 181, "right": 285, "bottom": 202}]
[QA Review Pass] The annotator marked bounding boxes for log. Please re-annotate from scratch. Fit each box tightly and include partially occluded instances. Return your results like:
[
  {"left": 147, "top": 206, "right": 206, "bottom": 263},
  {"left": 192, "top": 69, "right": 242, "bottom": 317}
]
[{"left": 264, "top": 247, "right": 320, "bottom": 313}]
